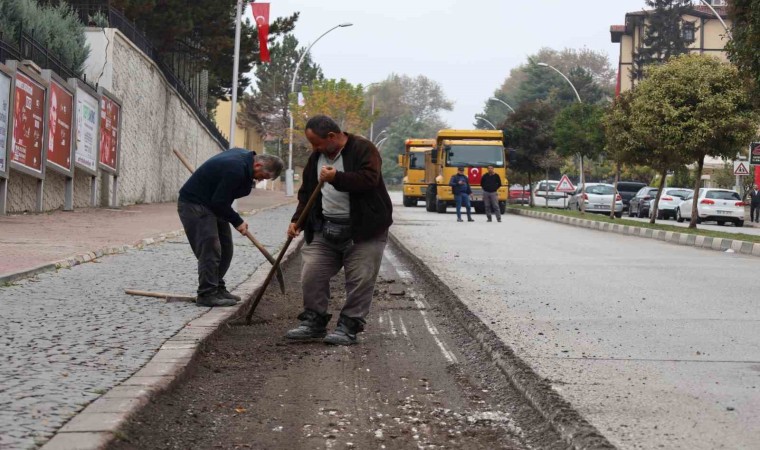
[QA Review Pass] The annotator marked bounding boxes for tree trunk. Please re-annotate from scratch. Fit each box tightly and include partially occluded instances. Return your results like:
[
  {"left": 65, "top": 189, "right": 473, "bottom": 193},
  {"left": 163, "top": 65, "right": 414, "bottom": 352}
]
[
  {"left": 689, "top": 155, "right": 705, "bottom": 229},
  {"left": 609, "top": 161, "right": 621, "bottom": 219},
  {"left": 580, "top": 155, "right": 586, "bottom": 214},
  {"left": 528, "top": 172, "right": 534, "bottom": 207},
  {"left": 545, "top": 167, "right": 550, "bottom": 208},
  {"left": 650, "top": 167, "right": 668, "bottom": 224}
]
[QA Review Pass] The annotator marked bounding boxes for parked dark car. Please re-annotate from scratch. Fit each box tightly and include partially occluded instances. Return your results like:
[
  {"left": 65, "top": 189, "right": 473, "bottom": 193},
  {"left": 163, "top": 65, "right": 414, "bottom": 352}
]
[
  {"left": 616, "top": 181, "right": 647, "bottom": 211},
  {"left": 628, "top": 187, "right": 658, "bottom": 218}
]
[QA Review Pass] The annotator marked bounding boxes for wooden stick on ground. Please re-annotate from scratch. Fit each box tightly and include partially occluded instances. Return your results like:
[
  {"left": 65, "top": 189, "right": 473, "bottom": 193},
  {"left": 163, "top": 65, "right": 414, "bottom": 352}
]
[
  {"left": 172, "top": 148, "right": 286, "bottom": 294},
  {"left": 125, "top": 289, "right": 196, "bottom": 303},
  {"left": 245, "top": 181, "right": 324, "bottom": 325}
]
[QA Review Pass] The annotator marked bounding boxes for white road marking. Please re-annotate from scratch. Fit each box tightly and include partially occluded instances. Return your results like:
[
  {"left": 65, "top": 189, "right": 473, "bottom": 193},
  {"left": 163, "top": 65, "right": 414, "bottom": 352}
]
[
  {"left": 398, "top": 316, "right": 409, "bottom": 338},
  {"left": 387, "top": 311, "right": 397, "bottom": 337}
]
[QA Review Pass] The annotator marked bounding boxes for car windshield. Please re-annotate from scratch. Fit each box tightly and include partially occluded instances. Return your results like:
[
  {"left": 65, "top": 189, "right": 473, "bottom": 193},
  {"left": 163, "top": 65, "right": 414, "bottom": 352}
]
[
  {"left": 706, "top": 191, "right": 741, "bottom": 201},
  {"left": 586, "top": 185, "right": 615, "bottom": 195},
  {"left": 408, "top": 152, "right": 426, "bottom": 170},
  {"left": 665, "top": 189, "right": 691, "bottom": 199},
  {"left": 617, "top": 183, "right": 646, "bottom": 193},
  {"left": 445, "top": 145, "right": 504, "bottom": 168},
  {"left": 537, "top": 182, "right": 558, "bottom": 192}
]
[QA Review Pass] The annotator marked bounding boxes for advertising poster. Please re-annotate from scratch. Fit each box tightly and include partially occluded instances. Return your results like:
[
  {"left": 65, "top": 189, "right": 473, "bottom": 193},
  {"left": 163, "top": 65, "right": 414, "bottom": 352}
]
[
  {"left": 0, "top": 74, "right": 10, "bottom": 173},
  {"left": 99, "top": 96, "right": 119, "bottom": 171},
  {"left": 75, "top": 87, "right": 98, "bottom": 172},
  {"left": 46, "top": 81, "right": 73, "bottom": 171},
  {"left": 11, "top": 72, "right": 45, "bottom": 172}
]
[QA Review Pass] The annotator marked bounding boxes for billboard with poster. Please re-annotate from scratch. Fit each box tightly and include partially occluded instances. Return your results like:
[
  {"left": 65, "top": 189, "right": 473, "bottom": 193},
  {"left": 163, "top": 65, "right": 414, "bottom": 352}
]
[
  {"left": 11, "top": 71, "right": 46, "bottom": 175},
  {"left": 72, "top": 81, "right": 99, "bottom": 174},
  {"left": 98, "top": 93, "right": 120, "bottom": 173},
  {"left": 0, "top": 67, "right": 11, "bottom": 177},
  {"left": 45, "top": 78, "right": 74, "bottom": 174}
]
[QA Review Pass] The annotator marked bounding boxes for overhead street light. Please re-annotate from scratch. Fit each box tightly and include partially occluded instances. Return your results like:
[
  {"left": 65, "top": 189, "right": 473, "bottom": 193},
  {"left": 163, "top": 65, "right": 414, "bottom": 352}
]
[
  {"left": 697, "top": 0, "right": 731, "bottom": 37},
  {"left": 375, "top": 137, "right": 389, "bottom": 148},
  {"left": 477, "top": 116, "right": 497, "bottom": 130},
  {"left": 373, "top": 129, "right": 387, "bottom": 144},
  {"left": 488, "top": 97, "right": 515, "bottom": 113},
  {"left": 286, "top": 22, "right": 353, "bottom": 197}
]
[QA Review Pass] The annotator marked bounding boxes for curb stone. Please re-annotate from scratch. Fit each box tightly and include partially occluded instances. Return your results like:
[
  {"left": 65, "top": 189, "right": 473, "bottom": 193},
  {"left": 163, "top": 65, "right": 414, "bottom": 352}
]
[
  {"left": 39, "top": 235, "right": 303, "bottom": 450},
  {"left": 508, "top": 207, "right": 760, "bottom": 258},
  {"left": 388, "top": 232, "right": 615, "bottom": 450},
  {"left": 0, "top": 199, "right": 296, "bottom": 285}
]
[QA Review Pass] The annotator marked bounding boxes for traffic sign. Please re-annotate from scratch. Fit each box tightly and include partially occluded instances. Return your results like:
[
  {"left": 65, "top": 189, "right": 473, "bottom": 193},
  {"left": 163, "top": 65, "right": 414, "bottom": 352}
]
[
  {"left": 750, "top": 142, "right": 760, "bottom": 165},
  {"left": 556, "top": 174, "right": 576, "bottom": 192},
  {"left": 734, "top": 160, "right": 750, "bottom": 176}
]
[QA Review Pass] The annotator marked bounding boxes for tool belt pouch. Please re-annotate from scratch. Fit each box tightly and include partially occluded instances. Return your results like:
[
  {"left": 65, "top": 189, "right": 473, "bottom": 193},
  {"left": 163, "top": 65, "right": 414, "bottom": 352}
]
[{"left": 322, "top": 217, "right": 352, "bottom": 244}]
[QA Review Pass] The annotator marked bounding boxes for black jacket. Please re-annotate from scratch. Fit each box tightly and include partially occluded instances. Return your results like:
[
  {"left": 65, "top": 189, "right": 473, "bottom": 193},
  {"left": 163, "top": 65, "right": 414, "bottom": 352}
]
[
  {"left": 480, "top": 173, "right": 502, "bottom": 193},
  {"left": 449, "top": 173, "right": 472, "bottom": 196},
  {"left": 292, "top": 133, "right": 393, "bottom": 243},
  {"left": 751, "top": 190, "right": 760, "bottom": 206},
  {"left": 178, "top": 149, "right": 254, "bottom": 227}
]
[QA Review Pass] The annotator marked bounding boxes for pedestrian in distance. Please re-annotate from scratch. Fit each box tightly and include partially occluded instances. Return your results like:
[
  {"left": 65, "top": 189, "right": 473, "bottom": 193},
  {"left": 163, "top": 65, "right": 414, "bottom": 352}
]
[
  {"left": 449, "top": 167, "right": 474, "bottom": 222},
  {"left": 751, "top": 184, "right": 760, "bottom": 223},
  {"left": 481, "top": 165, "right": 502, "bottom": 222},
  {"left": 178, "top": 149, "right": 284, "bottom": 307},
  {"left": 285, "top": 115, "right": 393, "bottom": 346}
]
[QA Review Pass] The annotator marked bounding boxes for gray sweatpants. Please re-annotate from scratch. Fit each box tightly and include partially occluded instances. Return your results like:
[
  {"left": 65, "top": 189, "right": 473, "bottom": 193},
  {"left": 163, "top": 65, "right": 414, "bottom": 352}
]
[
  {"left": 301, "top": 230, "right": 387, "bottom": 320},
  {"left": 483, "top": 191, "right": 501, "bottom": 221}
]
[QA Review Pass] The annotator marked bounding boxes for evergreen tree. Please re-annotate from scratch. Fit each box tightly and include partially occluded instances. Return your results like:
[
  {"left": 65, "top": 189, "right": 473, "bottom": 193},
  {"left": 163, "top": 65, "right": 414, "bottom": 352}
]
[
  {"left": 632, "top": 0, "right": 697, "bottom": 80},
  {"left": 726, "top": 0, "right": 760, "bottom": 98}
]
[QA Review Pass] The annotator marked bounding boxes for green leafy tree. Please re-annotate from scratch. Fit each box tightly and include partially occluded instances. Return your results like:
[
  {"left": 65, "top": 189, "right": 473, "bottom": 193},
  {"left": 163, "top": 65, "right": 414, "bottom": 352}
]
[
  {"left": 632, "top": 0, "right": 697, "bottom": 81},
  {"left": 554, "top": 102, "right": 606, "bottom": 212},
  {"left": 238, "top": 35, "right": 323, "bottom": 144},
  {"left": 630, "top": 54, "right": 759, "bottom": 228},
  {"left": 603, "top": 91, "right": 637, "bottom": 218},
  {"left": 503, "top": 101, "right": 557, "bottom": 206},
  {"left": 0, "top": 0, "right": 89, "bottom": 74},
  {"left": 727, "top": 0, "right": 760, "bottom": 98}
]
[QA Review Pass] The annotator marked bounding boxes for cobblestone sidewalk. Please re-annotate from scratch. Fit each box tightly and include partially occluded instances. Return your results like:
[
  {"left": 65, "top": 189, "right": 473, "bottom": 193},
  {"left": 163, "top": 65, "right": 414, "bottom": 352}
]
[{"left": 0, "top": 201, "right": 295, "bottom": 449}]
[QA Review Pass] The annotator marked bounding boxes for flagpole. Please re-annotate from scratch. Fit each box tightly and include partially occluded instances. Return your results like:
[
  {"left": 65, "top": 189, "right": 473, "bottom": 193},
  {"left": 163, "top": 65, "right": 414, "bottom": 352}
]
[{"left": 229, "top": 0, "right": 244, "bottom": 149}]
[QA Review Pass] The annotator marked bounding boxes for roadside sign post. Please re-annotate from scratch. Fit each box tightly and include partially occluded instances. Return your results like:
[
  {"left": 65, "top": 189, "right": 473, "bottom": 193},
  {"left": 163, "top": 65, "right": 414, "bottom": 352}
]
[
  {"left": 556, "top": 174, "right": 575, "bottom": 208},
  {"left": 734, "top": 159, "right": 749, "bottom": 194}
]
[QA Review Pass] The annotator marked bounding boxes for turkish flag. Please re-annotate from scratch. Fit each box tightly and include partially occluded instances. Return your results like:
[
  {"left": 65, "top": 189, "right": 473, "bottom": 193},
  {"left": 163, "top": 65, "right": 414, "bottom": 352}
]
[
  {"left": 252, "top": 3, "right": 271, "bottom": 63},
  {"left": 468, "top": 167, "right": 483, "bottom": 185}
]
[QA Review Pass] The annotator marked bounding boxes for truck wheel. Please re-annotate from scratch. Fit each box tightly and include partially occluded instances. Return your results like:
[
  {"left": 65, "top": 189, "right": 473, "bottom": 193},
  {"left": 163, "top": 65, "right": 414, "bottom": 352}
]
[
  {"left": 403, "top": 195, "right": 414, "bottom": 207},
  {"left": 426, "top": 190, "right": 437, "bottom": 212},
  {"left": 436, "top": 200, "right": 447, "bottom": 214}
]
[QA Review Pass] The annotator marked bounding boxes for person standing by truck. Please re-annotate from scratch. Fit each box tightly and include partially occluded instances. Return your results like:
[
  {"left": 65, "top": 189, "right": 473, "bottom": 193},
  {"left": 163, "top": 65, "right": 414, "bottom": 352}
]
[
  {"left": 449, "top": 167, "right": 474, "bottom": 222},
  {"left": 481, "top": 165, "right": 502, "bottom": 222}
]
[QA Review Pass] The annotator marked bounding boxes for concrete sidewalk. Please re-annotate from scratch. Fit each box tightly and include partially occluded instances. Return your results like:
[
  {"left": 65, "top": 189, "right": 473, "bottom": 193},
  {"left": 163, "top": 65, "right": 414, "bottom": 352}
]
[{"left": 0, "top": 189, "right": 296, "bottom": 282}]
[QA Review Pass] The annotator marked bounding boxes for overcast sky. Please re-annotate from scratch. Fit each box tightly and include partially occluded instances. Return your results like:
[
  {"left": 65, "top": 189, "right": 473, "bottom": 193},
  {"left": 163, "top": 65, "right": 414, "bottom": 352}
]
[{"left": 245, "top": 0, "right": 648, "bottom": 128}]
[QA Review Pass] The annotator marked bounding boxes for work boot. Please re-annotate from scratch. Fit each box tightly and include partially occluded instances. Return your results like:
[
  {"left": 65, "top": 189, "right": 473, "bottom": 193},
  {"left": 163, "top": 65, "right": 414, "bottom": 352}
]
[
  {"left": 324, "top": 316, "right": 364, "bottom": 346},
  {"left": 487, "top": 217, "right": 492, "bottom": 222},
  {"left": 457, "top": 218, "right": 463, "bottom": 222},
  {"left": 285, "top": 310, "right": 332, "bottom": 341},
  {"left": 217, "top": 287, "right": 241, "bottom": 302},
  {"left": 467, "top": 217, "right": 475, "bottom": 222},
  {"left": 196, "top": 292, "right": 237, "bottom": 307}
]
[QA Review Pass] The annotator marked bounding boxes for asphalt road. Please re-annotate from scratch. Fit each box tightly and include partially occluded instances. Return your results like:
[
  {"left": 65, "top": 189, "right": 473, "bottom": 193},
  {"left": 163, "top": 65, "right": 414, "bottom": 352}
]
[{"left": 390, "top": 193, "right": 760, "bottom": 449}]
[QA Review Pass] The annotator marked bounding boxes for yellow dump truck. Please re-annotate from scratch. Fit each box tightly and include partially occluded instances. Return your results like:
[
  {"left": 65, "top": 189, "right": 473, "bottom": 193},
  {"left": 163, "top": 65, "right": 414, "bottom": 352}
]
[
  {"left": 426, "top": 129, "right": 508, "bottom": 214},
  {"left": 398, "top": 138, "right": 435, "bottom": 207}
]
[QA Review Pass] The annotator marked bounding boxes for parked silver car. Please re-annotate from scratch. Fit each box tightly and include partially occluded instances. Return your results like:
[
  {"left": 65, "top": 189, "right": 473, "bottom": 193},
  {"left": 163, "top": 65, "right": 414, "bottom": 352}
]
[
  {"left": 568, "top": 183, "right": 624, "bottom": 217},
  {"left": 649, "top": 188, "right": 692, "bottom": 220}
]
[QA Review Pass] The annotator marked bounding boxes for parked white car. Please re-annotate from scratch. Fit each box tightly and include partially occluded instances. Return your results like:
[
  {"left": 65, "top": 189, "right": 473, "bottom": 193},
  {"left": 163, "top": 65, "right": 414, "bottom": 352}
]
[
  {"left": 649, "top": 188, "right": 692, "bottom": 220},
  {"left": 531, "top": 180, "right": 570, "bottom": 208},
  {"left": 675, "top": 188, "right": 745, "bottom": 227},
  {"left": 567, "top": 183, "right": 624, "bottom": 217}
]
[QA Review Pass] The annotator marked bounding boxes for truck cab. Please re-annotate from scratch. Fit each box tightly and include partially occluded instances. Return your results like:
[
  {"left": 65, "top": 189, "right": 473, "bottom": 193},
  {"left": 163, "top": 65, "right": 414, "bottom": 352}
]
[
  {"left": 398, "top": 138, "right": 435, "bottom": 207},
  {"left": 426, "top": 129, "right": 508, "bottom": 214}
]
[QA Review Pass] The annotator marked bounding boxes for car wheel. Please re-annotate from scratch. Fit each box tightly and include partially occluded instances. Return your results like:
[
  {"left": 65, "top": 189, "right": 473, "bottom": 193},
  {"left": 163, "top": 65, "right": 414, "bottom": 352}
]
[
  {"left": 717, "top": 220, "right": 725, "bottom": 226},
  {"left": 676, "top": 208, "right": 684, "bottom": 223},
  {"left": 656, "top": 210, "right": 664, "bottom": 220},
  {"left": 614, "top": 212, "right": 622, "bottom": 219},
  {"left": 628, "top": 205, "right": 634, "bottom": 217},
  {"left": 736, "top": 219, "right": 744, "bottom": 227},
  {"left": 637, "top": 206, "right": 645, "bottom": 218}
]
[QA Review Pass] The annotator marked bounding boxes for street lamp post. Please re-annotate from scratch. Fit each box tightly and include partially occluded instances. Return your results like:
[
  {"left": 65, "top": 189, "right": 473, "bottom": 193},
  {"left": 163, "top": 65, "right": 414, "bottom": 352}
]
[
  {"left": 373, "top": 129, "right": 388, "bottom": 144},
  {"left": 698, "top": 0, "right": 731, "bottom": 37},
  {"left": 488, "top": 97, "right": 515, "bottom": 113},
  {"left": 536, "top": 62, "right": 585, "bottom": 190},
  {"left": 286, "top": 22, "right": 353, "bottom": 197},
  {"left": 477, "top": 116, "right": 497, "bottom": 130}
]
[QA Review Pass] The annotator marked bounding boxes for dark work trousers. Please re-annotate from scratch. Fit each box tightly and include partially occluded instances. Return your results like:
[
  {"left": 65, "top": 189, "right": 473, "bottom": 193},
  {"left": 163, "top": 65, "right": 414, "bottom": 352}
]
[
  {"left": 177, "top": 201, "right": 234, "bottom": 296},
  {"left": 483, "top": 191, "right": 501, "bottom": 221},
  {"left": 753, "top": 204, "right": 760, "bottom": 223},
  {"left": 301, "top": 230, "right": 388, "bottom": 321},
  {"left": 455, "top": 193, "right": 472, "bottom": 220}
]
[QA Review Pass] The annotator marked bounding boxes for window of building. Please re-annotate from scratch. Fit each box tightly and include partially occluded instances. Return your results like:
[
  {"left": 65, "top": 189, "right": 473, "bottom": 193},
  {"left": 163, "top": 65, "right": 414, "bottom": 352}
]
[
  {"left": 682, "top": 22, "right": 695, "bottom": 42},
  {"left": 710, "top": 0, "right": 727, "bottom": 6}
]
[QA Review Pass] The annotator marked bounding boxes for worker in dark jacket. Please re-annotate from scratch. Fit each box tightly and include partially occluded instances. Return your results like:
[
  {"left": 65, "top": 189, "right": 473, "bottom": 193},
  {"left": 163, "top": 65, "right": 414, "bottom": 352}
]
[
  {"left": 286, "top": 115, "right": 393, "bottom": 346},
  {"left": 178, "top": 149, "right": 283, "bottom": 307},
  {"left": 480, "top": 165, "right": 502, "bottom": 222},
  {"left": 750, "top": 184, "right": 760, "bottom": 223},
  {"left": 449, "top": 167, "right": 474, "bottom": 222}
]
